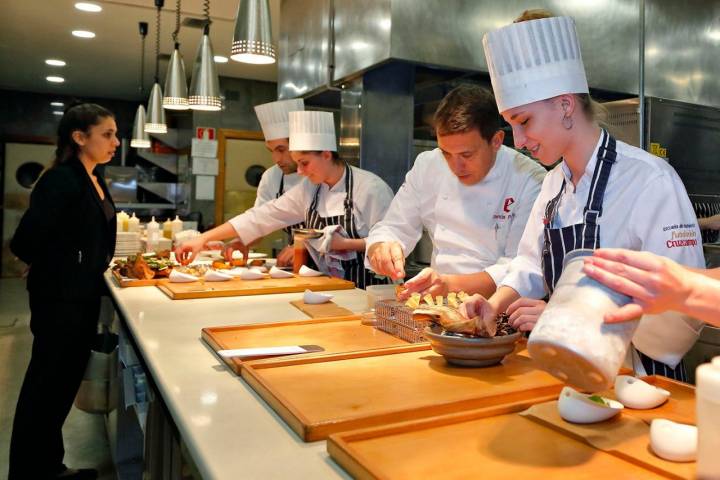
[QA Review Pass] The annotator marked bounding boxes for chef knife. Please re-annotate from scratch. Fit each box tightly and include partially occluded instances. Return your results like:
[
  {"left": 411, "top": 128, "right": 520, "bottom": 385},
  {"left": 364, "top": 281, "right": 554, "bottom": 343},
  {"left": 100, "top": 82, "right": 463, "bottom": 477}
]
[{"left": 217, "top": 344, "right": 324, "bottom": 359}]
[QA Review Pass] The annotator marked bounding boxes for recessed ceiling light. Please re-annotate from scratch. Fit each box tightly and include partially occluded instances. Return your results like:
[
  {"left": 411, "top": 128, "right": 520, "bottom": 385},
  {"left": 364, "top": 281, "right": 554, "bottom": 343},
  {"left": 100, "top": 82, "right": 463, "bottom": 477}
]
[
  {"left": 52, "top": 111, "right": 64, "bottom": 116},
  {"left": 46, "top": 76, "right": 65, "bottom": 83},
  {"left": 72, "top": 30, "right": 96, "bottom": 39},
  {"left": 45, "top": 59, "right": 66, "bottom": 67},
  {"left": 214, "top": 55, "right": 229, "bottom": 63},
  {"left": 75, "top": 2, "right": 102, "bottom": 12},
  {"left": 50, "top": 101, "right": 65, "bottom": 107}
]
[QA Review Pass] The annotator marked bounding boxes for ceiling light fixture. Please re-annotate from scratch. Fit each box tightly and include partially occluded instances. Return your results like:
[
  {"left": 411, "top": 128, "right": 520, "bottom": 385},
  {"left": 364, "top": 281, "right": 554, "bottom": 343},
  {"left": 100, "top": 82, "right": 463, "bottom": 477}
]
[
  {"left": 72, "top": 30, "right": 96, "bottom": 38},
  {"left": 145, "top": 1, "right": 168, "bottom": 133},
  {"left": 45, "top": 59, "right": 66, "bottom": 67},
  {"left": 74, "top": 2, "right": 102, "bottom": 12},
  {"left": 50, "top": 101, "right": 65, "bottom": 107},
  {"left": 213, "top": 55, "right": 228, "bottom": 63},
  {"left": 46, "top": 76, "right": 65, "bottom": 83},
  {"left": 52, "top": 111, "right": 64, "bottom": 116},
  {"left": 163, "top": 0, "right": 189, "bottom": 110},
  {"left": 132, "top": 22, "right": 151, "bottom": 148},
  {"left": 189, "top": 0, "right": 222, "bottom": 111},
  {"left": 231, "top": 0, "right": 276, "bottom": 65}
]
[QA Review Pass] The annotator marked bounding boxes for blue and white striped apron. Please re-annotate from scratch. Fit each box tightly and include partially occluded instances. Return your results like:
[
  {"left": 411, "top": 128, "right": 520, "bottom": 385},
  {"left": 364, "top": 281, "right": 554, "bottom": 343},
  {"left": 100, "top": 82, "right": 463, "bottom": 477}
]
[
  {"left": 541, "top": 130, "right": 687, "bottom": 381},
  {"left": 305, "top": 165, "right": 388, "bottom": 290}
]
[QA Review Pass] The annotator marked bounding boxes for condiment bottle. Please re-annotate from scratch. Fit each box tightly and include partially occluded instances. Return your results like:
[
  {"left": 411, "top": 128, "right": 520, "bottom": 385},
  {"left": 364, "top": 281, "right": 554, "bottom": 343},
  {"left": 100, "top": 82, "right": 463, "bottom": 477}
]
[
  {"left": 146, "top": 216, "right": 160, "bottom": 251},
  {"left": 127, "top": 212, "right": 140, "bottom": 232},
  {"left": 162, "top": 218, "right": 173, "bottom": 239},
  {"left": 696, "top": 356, "right": 720, "bottom": 479},
  {"left": 116, "top": 210, "right": 129, "bottom": 232},
  {"left": 170, "top": 215, "right": 183, "bottom": 239}
]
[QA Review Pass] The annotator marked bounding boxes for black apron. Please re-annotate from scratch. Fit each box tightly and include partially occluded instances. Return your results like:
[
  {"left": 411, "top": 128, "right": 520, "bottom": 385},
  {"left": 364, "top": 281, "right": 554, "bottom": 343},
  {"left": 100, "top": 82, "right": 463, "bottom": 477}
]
[
  {"left": 305, "top": 164, "right": 388, "bottom": 289},
  {"left": 277, "top": 174, "right": 305, "bottom": 244},
  {"left": 541, "top": 130, "right": 687, "bottom": 381}
]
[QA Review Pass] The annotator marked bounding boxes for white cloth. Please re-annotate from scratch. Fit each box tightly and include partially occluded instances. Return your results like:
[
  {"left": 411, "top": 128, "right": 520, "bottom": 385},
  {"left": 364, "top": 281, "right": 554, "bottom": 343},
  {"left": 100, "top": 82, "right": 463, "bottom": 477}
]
[
  {"left": 483, "top": 16, "right": 589, "bottom": 113},
  {"left": 365, "top": 146, "right": 546, "bottom": 284},
  {"left": 254, "top": 99, "right": 304, "bottom": 141},
  {"left": 289, "top": 111, "right": 336, "bottom": 152},
  {"left": 305, "top": 225, "right": 356, "bottom": 278},
  {"left": 229, "top": 165, "right": 394, "bottom": 245},
  {"left": 254, "top": 165, "right": 302, "bottom": 207},
  {"left": 501, "top": 134, "right": 705, "bottom": 367}
]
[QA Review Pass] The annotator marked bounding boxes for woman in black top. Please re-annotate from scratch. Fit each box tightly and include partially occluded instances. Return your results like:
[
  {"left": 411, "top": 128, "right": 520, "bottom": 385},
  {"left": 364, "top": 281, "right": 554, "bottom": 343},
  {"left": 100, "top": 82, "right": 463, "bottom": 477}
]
[{"left": 9, "top": 103, "right": 118, "bottom": 480}]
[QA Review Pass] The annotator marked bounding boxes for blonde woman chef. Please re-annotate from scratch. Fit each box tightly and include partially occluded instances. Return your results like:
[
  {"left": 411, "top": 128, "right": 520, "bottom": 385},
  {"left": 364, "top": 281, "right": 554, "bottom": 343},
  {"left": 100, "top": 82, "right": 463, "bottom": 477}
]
[
  {"left": 177, "top": 111, "right": 394, "bottom": 289},
  {"left": 460, "top": 15, "right": 704, "bottom": 380}
]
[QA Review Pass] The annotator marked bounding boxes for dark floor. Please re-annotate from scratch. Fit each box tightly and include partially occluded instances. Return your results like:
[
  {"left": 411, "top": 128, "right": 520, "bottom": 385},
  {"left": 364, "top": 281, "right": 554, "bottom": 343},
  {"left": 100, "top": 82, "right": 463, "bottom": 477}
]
[{"left": 0, "top": 278, "right": 116, "bottom": 480}]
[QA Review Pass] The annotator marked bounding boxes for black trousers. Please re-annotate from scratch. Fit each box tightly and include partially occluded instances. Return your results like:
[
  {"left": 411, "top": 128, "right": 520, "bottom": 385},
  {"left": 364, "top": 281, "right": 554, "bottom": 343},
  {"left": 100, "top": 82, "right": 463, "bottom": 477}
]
[{"left": 8, "top": 294, "right": 100, "bottom": 479}]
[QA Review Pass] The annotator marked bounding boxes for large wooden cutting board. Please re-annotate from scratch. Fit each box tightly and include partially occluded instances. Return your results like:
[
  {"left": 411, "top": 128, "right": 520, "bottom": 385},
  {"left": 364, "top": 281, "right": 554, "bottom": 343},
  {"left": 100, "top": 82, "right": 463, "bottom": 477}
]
[
  {"left": 241, "top": 346, "right": 565, "bottom": 441},
  {"left": 327, "top": 402, "right": 670, "bottom": 480},
  {"left": 202, "top": 316, "right": 423, "bottom": 375},
  {"left": 157, "top": 275, "right": 355, "bottom": 299}
]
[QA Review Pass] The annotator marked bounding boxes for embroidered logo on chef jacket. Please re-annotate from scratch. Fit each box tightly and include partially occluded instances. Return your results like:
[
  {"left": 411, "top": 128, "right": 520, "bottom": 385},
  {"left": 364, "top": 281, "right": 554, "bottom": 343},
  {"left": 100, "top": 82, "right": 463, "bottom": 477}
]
[
  {"left": 503, "top": 197, "right": 515, "bottom": 213},
  {"left": 663, "top": 223, "right": 699, "bottom": 248},
  {"left": 493, "top": 196, "right": 516, "bottom": 221}
]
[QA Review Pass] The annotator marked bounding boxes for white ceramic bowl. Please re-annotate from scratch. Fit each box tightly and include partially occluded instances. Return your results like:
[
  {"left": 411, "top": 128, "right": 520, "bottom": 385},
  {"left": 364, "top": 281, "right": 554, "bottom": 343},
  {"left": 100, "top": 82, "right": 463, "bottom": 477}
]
[
  {"left": 204, "top": 270, "right": 233, "bottom": 282},
  {"left": 614, "top": 375, "right": 670, "bottom": 409},
  {"left": 298, "top": 265, "right": 323, "bottom": 277},
  {"left": 557, "top": 386, "right": 624, "bottom": 424},
  {"left": 269, "top": 266, "right": 294, "bottom": 278},
  {"left": 650, "top": 419, "right": 697, "bottom": 462},
  {"left": 303, "top": 290, "right": 333, "bottom": 304}
]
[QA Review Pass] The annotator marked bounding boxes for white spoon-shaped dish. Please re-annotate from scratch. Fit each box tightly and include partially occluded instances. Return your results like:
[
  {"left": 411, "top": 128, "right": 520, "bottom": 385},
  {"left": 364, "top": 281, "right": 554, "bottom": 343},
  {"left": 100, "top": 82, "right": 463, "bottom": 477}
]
[
  {"left": 614, "top": 375, "right": 670, "bottom": 409},
  {"left": 303, "top": 289, "right": 333, "bottom": 304},
  {"left": 557, "top": 386, "right": 624, "bottom": 424}
]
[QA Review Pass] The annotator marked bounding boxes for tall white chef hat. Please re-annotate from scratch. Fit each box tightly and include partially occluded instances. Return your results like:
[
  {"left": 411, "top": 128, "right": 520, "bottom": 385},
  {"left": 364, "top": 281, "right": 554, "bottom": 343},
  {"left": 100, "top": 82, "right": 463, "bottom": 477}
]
[
  {"left": 482, "top": 16, "right": 589, "bottom": 113},
  {"left": 288, "top": 111, "right": 337, "bottom": 152},
  {"left": 254, "top": 99, "right": 304, "bottom": 141}
]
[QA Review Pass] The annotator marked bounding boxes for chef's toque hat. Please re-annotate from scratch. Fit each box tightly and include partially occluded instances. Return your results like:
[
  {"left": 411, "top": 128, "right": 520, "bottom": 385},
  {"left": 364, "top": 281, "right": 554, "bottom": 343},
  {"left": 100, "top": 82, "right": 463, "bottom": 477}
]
[
  {"left": 288, "top": 111, "right": 337, "bottom": 152},
  {"left": 483, "top": 16, "right": 589, "bottom": 113},
  {"left": 254, "top": 99, "right": 304, "bottom": 141}
]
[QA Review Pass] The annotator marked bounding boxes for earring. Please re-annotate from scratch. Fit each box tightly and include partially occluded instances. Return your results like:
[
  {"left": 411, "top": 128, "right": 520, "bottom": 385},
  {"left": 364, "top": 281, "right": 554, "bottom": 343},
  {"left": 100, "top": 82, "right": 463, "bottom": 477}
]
[{"left": 562, "top": 115, "right": 573, "bottom": 130}]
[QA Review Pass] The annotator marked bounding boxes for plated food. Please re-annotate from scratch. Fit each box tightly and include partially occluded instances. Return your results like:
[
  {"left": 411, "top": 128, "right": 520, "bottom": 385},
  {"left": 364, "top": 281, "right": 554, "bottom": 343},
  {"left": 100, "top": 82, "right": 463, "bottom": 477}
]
[{"left": 113, "top": 251, "right": 175, "bottom": 280}]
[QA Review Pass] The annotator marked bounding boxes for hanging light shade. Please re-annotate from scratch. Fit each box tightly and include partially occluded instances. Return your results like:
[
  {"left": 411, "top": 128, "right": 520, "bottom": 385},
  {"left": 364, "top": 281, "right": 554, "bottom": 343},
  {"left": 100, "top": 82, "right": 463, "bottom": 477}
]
[
  {"left": 231, "top": 0, "right": 276, "bottom": 64},
  {"left": 189, "top": 26, "right": 222, "bottom": 111},
  {"left": 131, "top": 104, "right": 151, "bottom": 148},
  {"left": 163, "top": 46, "right": 189, "bottom": 110},
  {"left": 145, "top": 82, "right": 168, "bottom": 133}
]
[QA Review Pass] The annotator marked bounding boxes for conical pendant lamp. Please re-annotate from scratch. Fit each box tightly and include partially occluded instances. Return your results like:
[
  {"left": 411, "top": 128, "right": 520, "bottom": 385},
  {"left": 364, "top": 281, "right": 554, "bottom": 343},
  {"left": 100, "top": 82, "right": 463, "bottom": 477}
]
[
  {"left": 163, "top": 1, "right": 189, "bottom": 110},
  {"left": 145, "top": 0, "right": 168, "bottom": 133},
  {"left": 131, "top": 104, "right": 151, "bottom": 148},
  {"left": 231, "top": 0, "right": 276, "bottom": 64},
  {"left": 189, "top": 1, "right": 222, "bottom": 111},
  {"left": 131, "top": 22, "right": 151, "bottom": 148}
]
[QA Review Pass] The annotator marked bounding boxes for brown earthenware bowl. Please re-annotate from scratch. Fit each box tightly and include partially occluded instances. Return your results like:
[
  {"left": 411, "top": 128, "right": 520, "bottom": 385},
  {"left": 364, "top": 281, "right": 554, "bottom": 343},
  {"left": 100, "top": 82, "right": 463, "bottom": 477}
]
[{"left": 424, "top": 324, "right": 522, "bottom": 367}]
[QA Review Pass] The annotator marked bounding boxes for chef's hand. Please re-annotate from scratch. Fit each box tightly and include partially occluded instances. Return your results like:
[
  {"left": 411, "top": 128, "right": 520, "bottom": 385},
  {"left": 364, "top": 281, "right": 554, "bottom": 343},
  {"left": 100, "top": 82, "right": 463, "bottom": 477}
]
[
  {"left": 583, "top": 248, "right": 692, "bottom": 323},
  {"left": 276, "top": 245, "right": 294, "bottom": 267},
  {"left": 367, "top": 241, "right": 405, "bottom": 280},
  {"left": 507, "top": 298, "right": 546, "bottom": 332},
  {"left": 330, "top": 232, "right": 350, "bottom": 251},
  {"left": 399, "top": 268, "right": 448, "bottom": 300},
  {"left": 174, "top": 236, "right": 206, "bottom": 265},
  {"left": 222, "top": 238, "right": 249, "bottom": 264},
  {"left": 459, "top": 294, "right": 498, "bottom": 336}
]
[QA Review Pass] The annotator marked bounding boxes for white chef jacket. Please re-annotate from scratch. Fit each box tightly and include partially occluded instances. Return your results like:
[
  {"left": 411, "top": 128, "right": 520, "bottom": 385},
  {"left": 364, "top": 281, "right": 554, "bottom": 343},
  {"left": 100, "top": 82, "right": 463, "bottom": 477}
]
[
  {"left": 365, "top": 146, "right": 546, "bottom": 283},
  {"left": 229, "top": 165, "right": 394, "bottom": 244},
  {"left": 501, "top": 134, "right": 705, "bottom": 367},
  {"left": 254, "top": 165, "right": 302, "bottom": 207}
]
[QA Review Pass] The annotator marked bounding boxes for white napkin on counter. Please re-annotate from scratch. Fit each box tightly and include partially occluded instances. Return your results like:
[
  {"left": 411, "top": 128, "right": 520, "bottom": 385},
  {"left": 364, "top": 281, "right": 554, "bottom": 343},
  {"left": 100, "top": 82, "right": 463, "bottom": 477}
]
[{"left": 304, "top": 225, "right": 356, "bottom": 278}]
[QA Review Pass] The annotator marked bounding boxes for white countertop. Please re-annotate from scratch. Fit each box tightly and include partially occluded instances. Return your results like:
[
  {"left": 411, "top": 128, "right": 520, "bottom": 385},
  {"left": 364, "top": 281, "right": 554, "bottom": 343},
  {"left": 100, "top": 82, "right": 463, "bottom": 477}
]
[{"left": 106, "top": 274, "right": 369, "bottom": 480}]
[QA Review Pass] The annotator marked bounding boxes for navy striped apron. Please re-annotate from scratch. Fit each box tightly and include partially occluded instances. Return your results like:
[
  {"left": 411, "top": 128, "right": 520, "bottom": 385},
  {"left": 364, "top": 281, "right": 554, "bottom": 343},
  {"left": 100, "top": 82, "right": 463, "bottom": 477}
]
[
  {"left": 277, "top": 174, "right": 305, "bottom": 244},
  {"left": 305, "top": 165, "right": 388, "bottom": 290},
  {"left": 541, "top": 130, "right": 687, "bottom": 381}
]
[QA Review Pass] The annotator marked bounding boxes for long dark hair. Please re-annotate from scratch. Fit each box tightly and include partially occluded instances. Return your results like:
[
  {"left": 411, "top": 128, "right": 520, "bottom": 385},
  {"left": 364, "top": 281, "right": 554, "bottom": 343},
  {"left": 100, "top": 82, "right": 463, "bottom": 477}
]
[{"left": 53, "top": 103, "right": 115, "bottom": 167}]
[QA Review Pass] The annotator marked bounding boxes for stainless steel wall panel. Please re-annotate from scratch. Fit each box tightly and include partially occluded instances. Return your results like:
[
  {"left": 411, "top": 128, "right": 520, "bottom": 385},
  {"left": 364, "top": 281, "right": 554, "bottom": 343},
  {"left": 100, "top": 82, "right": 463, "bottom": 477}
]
[{"left": 645, "top": 0, "right": 720, "bottom": 108}]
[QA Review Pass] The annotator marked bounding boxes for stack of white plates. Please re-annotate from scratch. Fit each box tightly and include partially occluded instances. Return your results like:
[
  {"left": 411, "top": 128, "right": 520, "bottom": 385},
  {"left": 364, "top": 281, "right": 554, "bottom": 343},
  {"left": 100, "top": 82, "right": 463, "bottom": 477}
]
[{"left": 115, "top": 231, "right": 142, "bottom": 257}]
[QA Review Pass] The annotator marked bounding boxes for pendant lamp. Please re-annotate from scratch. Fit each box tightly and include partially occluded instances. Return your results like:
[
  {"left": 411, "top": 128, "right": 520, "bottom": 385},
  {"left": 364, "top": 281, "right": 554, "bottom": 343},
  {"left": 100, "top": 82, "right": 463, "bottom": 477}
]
[
  {"left": 189, "top": 0, "right": 222, "bottom": 111},
  {"left": 131, "top": 22, "right": 151, "bottom": 148},
  {"left": 231, "top": 0, "right": 276, "bottom": 64},
  {"left": 163, "top": 0, "right": 189, "bottom": 110},
  {"left": 145, "top": 0, "right": 168, "bottom": 133}
]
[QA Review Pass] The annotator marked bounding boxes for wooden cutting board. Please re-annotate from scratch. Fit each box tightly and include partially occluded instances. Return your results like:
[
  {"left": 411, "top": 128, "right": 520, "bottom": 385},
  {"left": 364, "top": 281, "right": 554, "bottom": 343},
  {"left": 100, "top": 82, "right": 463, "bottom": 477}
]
[
  {"left": 241, "top": 346, "right": 564, "bottom": 441},
  {"left": 289, "top": 300, "right": 355, "bottom": 318},
  {"left": 327, "top": 402, "right": 668, "bottom": 480},
  {"left": 111, "top": 269, "right": 161, "bottom": 287},
  {"left": 202, "top": 316, "right": 421, "bottom": 375},
  {"left": 156, "top": 275, "right": 355, "bottom": 299}
]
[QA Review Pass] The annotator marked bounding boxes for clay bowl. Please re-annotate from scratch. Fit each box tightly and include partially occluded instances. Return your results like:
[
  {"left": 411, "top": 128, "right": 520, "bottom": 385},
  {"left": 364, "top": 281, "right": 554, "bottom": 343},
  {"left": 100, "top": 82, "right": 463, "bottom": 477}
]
[{"left": 424, "top": 324, "right": 522, "bottom": 367}]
